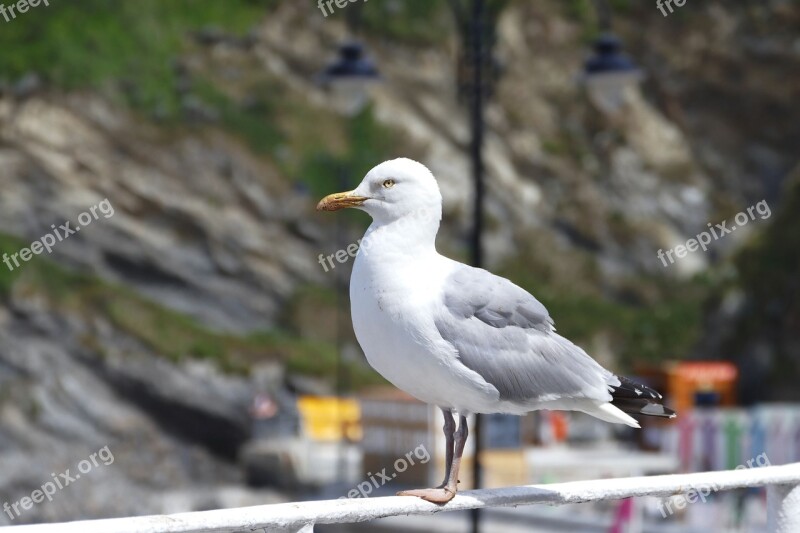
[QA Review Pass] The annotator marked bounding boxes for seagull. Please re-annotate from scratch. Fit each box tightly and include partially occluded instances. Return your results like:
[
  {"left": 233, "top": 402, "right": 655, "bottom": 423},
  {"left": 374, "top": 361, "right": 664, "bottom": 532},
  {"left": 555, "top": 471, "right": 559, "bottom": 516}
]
[{"left": 317, "top": 158, "right": 676, "bottom": 504}]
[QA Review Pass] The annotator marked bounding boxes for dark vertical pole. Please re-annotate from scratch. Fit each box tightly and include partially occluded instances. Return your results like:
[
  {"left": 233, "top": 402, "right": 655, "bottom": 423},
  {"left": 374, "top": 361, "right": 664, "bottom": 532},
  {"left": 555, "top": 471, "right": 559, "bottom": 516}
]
[
  {"left": 470, "top": 0, "right": 485, "bottom": 270},
  {"left": 469, "top": 1, "right": 484, "bottom": 533},
  {"left": 593, "top": 0, "right": 612, "bottom": 32}
]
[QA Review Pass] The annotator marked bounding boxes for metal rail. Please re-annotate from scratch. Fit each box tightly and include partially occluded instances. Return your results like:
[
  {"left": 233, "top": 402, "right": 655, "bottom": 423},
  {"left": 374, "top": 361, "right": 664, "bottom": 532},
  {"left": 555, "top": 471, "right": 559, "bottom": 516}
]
[{"left": 6, "top": 463, "right": 800, "bottom": 533}]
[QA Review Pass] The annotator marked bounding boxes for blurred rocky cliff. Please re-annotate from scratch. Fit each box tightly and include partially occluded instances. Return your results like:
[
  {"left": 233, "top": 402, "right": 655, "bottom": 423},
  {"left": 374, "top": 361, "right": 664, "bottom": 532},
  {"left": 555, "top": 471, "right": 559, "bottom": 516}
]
[{"left": 0, "top": 0, "right": 797, "bottom": 523}]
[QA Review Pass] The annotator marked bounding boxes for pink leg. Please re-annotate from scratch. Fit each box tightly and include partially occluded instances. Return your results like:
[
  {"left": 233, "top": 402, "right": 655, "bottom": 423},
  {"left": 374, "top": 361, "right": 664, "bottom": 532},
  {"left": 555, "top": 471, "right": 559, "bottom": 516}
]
[{"left": 398, "top": 414, "right": 468, "bottom": 504}]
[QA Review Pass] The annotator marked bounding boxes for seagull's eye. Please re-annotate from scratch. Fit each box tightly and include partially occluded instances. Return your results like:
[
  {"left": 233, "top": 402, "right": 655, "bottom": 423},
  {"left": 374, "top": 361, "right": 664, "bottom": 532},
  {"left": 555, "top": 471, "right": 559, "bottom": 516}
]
[{"left": 382, "top": 179, "right": 396, "bottom": 189}]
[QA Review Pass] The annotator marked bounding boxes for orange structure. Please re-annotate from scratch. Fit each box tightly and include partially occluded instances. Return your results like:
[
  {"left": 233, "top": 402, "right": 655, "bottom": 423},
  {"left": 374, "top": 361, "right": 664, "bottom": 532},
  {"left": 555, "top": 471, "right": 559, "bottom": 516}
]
[{"left": 666, "top": 361, "right": 738, "bottom": 413}]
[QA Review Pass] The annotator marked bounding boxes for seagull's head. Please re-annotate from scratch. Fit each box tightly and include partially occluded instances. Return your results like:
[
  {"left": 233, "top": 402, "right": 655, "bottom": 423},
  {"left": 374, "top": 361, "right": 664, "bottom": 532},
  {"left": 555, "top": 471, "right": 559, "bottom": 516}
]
[{"left": 316, "top": 158, "right": 442, "bottom": 225}]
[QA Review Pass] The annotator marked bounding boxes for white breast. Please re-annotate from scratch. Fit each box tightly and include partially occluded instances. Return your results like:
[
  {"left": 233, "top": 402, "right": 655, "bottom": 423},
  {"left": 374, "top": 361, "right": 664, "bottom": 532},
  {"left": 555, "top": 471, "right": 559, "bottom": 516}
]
[{"left": 349, "top": 243, "right": 499, "bottom": 411}]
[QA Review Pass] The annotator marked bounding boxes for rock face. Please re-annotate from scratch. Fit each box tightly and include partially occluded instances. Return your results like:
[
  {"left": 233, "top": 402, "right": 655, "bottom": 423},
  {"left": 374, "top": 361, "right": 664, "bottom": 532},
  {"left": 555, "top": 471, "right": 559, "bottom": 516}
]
[
  {"left": 0, "top": 62, "right": 325, "bottom": 525},
  {"left": 0, "top": 294, "right": 288, "bottom": 525},
  {"left": 0, "top": 95, "right": 324, "bottom": 333},
  {"left": 0, "top": 78, "right": 328, "bottom": 523}
]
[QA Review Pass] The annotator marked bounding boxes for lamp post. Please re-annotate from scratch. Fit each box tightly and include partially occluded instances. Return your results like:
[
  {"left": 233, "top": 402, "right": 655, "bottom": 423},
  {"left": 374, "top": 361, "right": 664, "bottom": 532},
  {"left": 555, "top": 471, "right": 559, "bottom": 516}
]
[
  {"left": 451, "top": 1, "right": 502, "bottom": 531},
  {"left": 580, "top": 8, "right": 645, "bottom": 528},
  {"left": 580, "top": 1, "right": 642, "bottom": 114},
  {"left": 318, "top": 39, "right": 382, "bottom": 387},
  {"left": 318, "top": 39, "right": 381, "bottom": 480}
]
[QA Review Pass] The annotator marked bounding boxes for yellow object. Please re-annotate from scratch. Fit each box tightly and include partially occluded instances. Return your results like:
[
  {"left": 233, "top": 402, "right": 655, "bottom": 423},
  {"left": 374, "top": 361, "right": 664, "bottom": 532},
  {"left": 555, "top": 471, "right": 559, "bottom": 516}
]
[{"left": 297, "top": 396, "right": 362, "bottom": 442}]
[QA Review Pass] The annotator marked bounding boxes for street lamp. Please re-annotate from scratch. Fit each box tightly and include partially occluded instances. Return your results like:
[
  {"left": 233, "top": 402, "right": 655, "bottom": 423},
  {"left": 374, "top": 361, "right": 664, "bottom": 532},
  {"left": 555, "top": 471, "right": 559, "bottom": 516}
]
[
  {"left": 316, "top": 41, "right": 382, "bottom": 376},
  {"left": 581, "top": 33, "right": 643, "bottom": 115},
  {"left": 318, "top": 41, "right": 381, "bottom": 117},
  {"left": 317, "top": 39, "right": 381, "bottom": 482}
]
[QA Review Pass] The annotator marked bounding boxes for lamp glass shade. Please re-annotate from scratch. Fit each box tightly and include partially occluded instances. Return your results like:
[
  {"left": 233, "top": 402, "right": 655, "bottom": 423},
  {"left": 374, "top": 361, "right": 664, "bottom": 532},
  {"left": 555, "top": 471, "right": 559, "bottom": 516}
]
[
  {"left": 582, "top": 33, "right": 643, "bottom": 114},
  {"left": 319, "top": 42, "right": 381, "bottom": 116}
]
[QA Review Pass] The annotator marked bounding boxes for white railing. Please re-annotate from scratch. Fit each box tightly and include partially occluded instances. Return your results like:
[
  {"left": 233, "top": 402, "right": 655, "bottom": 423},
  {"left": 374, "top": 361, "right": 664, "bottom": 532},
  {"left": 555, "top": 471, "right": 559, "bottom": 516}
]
[{"left": 6, "top": 463, "right": 800, "bottom": 533}]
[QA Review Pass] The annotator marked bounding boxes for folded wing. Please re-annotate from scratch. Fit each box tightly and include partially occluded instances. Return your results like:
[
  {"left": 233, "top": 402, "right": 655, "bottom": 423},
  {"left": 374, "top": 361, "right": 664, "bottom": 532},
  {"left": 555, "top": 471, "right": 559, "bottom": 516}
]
[{"left": 434, "top": 264, "right": 619, "bottom": 404}]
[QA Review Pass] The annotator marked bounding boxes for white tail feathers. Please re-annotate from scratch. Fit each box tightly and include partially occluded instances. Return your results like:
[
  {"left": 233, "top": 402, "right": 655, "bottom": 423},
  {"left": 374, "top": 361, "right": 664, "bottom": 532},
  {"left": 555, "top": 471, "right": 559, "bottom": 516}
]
[{"left": 583, "top": 402, "right": 641, "bottom": 428}]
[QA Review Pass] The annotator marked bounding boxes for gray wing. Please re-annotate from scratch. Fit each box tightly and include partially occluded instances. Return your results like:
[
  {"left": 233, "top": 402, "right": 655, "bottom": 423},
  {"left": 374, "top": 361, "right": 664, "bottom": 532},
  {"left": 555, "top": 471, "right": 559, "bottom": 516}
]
[{"left": 434, "top": 264, "right": 618, "bottom": 403}]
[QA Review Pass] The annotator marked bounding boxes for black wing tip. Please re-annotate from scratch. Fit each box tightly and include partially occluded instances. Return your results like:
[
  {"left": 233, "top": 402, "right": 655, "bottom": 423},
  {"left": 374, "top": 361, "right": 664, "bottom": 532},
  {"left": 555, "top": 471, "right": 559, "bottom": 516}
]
[
  {"left": 611, "top": 376, "right": 677, "bottom": 420},
  {"left": 612, "top": 376, "right": 665, "bottom": 401}
]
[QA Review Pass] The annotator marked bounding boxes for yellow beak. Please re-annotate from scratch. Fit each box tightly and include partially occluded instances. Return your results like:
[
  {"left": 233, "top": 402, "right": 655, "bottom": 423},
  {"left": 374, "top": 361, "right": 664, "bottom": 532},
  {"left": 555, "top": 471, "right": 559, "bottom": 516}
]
[{"left": 316, "top": 191, "right": 369, "bottom": 212}]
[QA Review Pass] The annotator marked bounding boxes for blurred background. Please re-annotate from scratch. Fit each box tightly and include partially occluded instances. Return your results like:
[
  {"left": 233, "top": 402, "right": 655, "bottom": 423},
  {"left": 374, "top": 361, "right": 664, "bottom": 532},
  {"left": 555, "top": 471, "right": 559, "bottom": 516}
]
[{"left": 0, "top": 1, "right": 798, "bottom": 532}]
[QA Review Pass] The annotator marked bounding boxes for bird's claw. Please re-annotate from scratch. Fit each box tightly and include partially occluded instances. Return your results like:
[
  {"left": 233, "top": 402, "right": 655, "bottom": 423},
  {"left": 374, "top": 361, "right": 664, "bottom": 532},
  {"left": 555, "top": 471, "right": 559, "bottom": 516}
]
[{"left": 396, "top": 487, "right": 456, "bottom": 504}]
